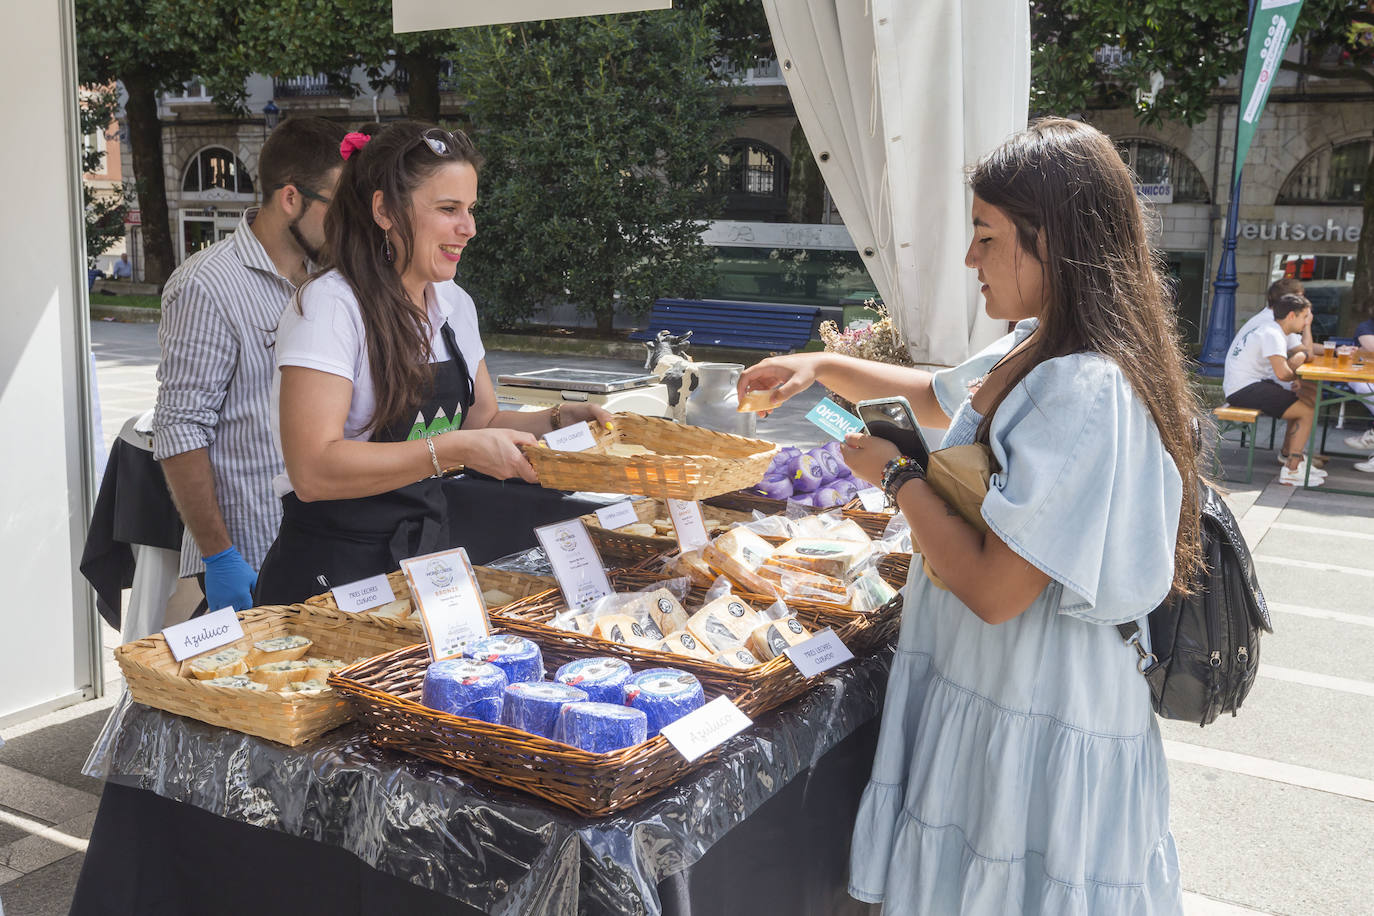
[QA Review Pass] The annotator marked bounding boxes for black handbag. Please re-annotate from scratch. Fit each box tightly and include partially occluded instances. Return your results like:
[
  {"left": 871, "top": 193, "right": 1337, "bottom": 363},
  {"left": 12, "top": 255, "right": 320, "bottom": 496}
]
[{"left": 1117, "top": 482, "right": 1273, "bottom": 727}]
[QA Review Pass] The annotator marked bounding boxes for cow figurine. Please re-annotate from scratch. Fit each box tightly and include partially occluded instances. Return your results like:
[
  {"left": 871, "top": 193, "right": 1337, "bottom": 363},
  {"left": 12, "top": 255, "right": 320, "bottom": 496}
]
[{"left": 643, "top": 330, "right": 699, "bottom": 422}]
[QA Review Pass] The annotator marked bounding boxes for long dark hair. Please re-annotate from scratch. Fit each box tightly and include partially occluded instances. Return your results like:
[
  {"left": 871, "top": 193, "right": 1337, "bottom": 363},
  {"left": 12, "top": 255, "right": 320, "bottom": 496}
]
[
  {"left": 309, "top": 120, "right": 483, "bottom": 434},
  {"left": 970, "top": 117, "right": 1203, "bottom": 596}
]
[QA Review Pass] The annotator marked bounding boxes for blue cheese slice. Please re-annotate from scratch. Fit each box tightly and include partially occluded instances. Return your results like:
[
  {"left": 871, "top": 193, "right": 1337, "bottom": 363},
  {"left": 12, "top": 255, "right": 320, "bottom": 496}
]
[
  {"left": 205, "top": 675, "right": 269, "bottom": 691},
  {"left": 189, "top": 647, "right": 248, "bottom": 680},
  {"left": 247, "top": 634, "right": 313, "bottom": 665},
  {"left": 249, "top": 659, "right": 313, "bottom": 690}
]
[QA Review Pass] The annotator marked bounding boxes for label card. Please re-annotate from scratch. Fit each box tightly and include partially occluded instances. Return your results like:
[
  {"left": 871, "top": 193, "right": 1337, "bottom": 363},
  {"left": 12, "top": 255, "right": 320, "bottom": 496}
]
[
  {"left": 665, "top": 498, "right": 710, "bottom": 551},
  {"left": 595, "top": 500, "right": 641, "bottom": 530},
  {"left": 805, "top": 397, "right": 865, "bottom": 442},
  {"left": 401, "top": 547, "right": 491, "bottom": 661},
  {"left": 543, "top": 420, "right": 598, "bottom": 452},
  {"left": 856, "top": 487, "right": 887, "bottom": 512},
  {"left": 164, "top": 606, "right": 245, "bottom": 662},
  {"left": 331, "top": 573, "right": 396, "bottom": 614},
  {"left": 535, "top": 519, "right": 614, "bottom": 610},
  {"left": 783, "top": 628, "right": 856, "bottom": 678},
  {"left": 660, "top": 695, "right": 753, "bottom": 762}
]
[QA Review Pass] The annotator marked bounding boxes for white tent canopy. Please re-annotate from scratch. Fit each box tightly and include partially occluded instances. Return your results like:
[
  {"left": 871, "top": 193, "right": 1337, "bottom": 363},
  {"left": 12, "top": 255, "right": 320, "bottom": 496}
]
[{"left": 761, "top": 0, "right": 1029, "bottom": 366}]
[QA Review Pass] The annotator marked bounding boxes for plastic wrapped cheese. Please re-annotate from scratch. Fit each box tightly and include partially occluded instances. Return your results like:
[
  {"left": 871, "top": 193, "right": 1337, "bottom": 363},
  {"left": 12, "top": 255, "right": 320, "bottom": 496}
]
[
  {"left": 553, "top": 656, "right": 634, "bottom": 704},
  {"left": 552, "top": 701, "right": 648, "bottom": 753},
  {"left": 748, "top": 615, "right": 812, "bottom": 660},
  {"left": 500, "top": 681, "right": 588, "bottom": 738},
  {"left": 642, "top": 588, "right": 690, "bottom": 635},
  {"left": 464, "top": 634, "right": 544, "bottom": 685},
  {"left": 686, "top": 595, "right": 763, "bottom": 652},
  {"left": 623, "top": 668, "right": 706, "bottom": 735},
  {"left": 421, "top": 659, "right": 508, "bottom": 722},
  {"left": 656, "top": 629, "right": 716, "bottom": 661},
  {"left": 713, "top": 647, "right": 761, "bottom": 669}
]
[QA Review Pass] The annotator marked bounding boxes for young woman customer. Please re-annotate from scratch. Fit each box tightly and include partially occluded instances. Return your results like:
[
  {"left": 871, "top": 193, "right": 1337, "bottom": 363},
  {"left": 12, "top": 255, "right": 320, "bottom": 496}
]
[
  {"left": 255, "top": 122, "right": 609, "bottom": 605},
  {"left": 738, "top": 118, "right": 1201, "bottom": 914}
]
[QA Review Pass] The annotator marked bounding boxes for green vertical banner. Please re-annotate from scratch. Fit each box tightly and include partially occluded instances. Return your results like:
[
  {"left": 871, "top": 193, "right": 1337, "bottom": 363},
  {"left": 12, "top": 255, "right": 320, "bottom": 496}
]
[{"left": 1235, "top": 0, "right": 1306, "bottom": 174}]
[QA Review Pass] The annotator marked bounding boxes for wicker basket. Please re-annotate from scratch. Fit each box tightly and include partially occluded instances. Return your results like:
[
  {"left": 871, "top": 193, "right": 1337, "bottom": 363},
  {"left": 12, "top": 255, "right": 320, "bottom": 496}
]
[
  {"left": 841, "top": 500, "right": 898, "bottom": 539},
  {"left": 329, "top": 639, "right": 752, "bottom": 816},
  {"left": 300, "top": 567, "right": 559, "bottom": 637},
  {"left": 580, "top": 498, "right": 755, "bottom": 566},
  {"left": 114, "top": 604, "right": 424, "bottom": 746},
  {"left": 491, "top": 569, "right": 900, "bottom": 715},
  {"left": 522, "top": 413, "right": 778, "bottom": 501}
]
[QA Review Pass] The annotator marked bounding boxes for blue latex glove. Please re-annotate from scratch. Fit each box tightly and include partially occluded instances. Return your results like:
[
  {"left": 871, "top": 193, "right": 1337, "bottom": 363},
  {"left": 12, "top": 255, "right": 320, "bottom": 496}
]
[{"left": 202, "top": 546, "right": 258, "bottom": 612}]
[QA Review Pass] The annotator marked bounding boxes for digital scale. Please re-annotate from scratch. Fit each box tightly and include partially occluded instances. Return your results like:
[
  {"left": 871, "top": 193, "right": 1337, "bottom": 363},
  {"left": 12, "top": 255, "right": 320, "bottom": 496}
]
[{"left": 495, "top": 367, "right": 673, "bottom": 418}]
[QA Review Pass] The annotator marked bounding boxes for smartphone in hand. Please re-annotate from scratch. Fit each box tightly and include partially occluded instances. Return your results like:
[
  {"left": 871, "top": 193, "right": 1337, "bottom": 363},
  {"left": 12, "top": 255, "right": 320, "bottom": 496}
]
[{"left": 856, "top": 396, "right": 931, "bottom": 472}]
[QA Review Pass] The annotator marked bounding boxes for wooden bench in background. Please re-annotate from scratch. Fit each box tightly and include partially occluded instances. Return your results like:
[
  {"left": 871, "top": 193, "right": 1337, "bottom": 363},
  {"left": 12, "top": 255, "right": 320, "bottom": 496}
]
[
  {"left": 1212, "top": 405, "right": 1265, "bottom": 483},
  {"left": 629, "top": 299, "right": 821, "bottom": 353}
]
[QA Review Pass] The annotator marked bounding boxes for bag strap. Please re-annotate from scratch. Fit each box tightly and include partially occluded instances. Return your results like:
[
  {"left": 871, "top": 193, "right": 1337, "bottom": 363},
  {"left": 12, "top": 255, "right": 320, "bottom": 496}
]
[{"left": 1116, "top": 621, "right": 1158, "bottom": 674}]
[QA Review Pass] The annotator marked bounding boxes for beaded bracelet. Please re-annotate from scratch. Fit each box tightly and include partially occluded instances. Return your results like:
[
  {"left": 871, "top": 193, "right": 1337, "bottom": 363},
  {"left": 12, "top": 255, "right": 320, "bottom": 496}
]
[{"left": 881, "top": 455, "right": 925, "bottom": 501}]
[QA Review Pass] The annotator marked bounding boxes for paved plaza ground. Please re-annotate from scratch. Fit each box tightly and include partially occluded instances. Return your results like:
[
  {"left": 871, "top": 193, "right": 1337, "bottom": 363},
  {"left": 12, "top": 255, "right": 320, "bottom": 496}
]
[{"left": 0, "top": 318, "right": 1371, "bottom": 915}]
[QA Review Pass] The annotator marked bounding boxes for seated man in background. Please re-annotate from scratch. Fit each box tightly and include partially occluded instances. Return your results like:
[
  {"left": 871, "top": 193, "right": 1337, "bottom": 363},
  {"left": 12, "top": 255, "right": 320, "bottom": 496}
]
[
  {"left": 110, "top": 252, "right": 132, "bottom": 279},
  {"left": 1223, "top": 293, "right": 1324, "bottom": 487}
]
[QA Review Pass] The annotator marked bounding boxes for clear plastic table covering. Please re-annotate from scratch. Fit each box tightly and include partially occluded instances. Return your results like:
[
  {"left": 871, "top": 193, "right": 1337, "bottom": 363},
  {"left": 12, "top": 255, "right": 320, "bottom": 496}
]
[{"left": 84, "top": 651, "right": 890, "bottom": 916}]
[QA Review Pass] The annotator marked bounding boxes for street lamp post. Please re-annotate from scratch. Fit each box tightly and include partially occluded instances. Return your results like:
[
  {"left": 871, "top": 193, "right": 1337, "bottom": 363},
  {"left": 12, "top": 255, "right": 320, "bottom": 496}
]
[{"left": 263, "top": 100, "right": 281, "bottom": 132}]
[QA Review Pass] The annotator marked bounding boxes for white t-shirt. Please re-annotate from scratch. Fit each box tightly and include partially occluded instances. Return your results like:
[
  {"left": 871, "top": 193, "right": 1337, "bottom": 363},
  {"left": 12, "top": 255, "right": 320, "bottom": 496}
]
[
  {"left": 1223, "top": 317, "right": 1288, "bottom": 397},
  {"left": 1235, "top": 308, "right": 1301, "bottom": 352},
  {"left": 271, "top": 270, "right": 486, "bottom": 495}
]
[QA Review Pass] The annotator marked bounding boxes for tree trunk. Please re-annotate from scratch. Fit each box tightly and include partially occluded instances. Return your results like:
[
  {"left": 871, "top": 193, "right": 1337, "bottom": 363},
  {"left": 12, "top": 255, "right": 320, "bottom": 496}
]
[
  {"left": 595, "top": 303, "right": 615, "bottom": 336},
  {"left": 1349, "top": 147, "right": 1374, "bottom": 334},
  {"left": 123, "top": 71, "right": 175, "bottom": 287},
  {"left": 397, "top": 49, "right": 441, "bottom": 123}
]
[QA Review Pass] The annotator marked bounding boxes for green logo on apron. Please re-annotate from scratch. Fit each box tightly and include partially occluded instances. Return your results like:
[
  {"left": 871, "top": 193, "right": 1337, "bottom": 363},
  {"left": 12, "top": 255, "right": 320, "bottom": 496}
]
[{"left": 406, "top": 406, "right": 461, "bottom": 441}]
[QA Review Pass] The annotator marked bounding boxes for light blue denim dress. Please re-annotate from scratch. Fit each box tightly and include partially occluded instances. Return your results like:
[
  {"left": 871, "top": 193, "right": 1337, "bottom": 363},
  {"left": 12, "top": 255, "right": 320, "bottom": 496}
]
[{"left": 848, "top": 320, "right": 1185, "bottom": 915}]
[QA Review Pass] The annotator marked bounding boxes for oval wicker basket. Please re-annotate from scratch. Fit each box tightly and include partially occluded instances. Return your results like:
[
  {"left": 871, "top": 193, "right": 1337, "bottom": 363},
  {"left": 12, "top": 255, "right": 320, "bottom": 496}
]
[{"left": 522, "top": 413, "right": 778, "bottom": 501}]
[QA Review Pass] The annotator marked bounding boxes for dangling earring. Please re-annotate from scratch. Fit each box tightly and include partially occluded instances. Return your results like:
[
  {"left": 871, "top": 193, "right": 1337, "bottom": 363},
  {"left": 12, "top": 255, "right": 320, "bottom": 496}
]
[{"left": 380, "top": 229, "right": 395, "bottom": 264}]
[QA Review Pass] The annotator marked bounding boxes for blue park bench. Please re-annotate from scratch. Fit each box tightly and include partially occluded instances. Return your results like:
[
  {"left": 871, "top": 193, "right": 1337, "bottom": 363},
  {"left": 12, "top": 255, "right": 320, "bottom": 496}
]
[{"left": 629, "top": 298, "right": 822, "bottom": 352}]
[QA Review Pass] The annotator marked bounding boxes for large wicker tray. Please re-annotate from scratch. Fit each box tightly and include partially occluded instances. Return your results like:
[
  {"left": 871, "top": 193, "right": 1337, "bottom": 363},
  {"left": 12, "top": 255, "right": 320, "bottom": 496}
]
[
  {"left": 114, "top": 604, "right": 422, "bottom": 746},
  {"left": 491, "top": 568, "right": 901, "bottom": 716},
  {"left": 522, "top": 413, "right": 778, "bottom": 501},
  {"left": 329, "top": 637, "right": 752, "bottom": 816},
  {"left": 300, "top": 567, "right": 558, "bottom": 637}
]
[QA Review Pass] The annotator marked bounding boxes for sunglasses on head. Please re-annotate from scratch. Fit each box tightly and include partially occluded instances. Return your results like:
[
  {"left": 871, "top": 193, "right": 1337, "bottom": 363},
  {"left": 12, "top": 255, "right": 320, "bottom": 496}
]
[{"left": 416, "top": 126, "right": 473, "bottom": 158}]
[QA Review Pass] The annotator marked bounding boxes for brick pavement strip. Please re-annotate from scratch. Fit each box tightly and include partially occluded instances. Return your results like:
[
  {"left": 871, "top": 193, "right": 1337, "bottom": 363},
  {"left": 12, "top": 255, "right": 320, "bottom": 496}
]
[
  {"left": 0, "top": 810, "right": 94, "bottom": 881},
  {"left": 0, "top": 767, "right": 99, "bottom": 826}
]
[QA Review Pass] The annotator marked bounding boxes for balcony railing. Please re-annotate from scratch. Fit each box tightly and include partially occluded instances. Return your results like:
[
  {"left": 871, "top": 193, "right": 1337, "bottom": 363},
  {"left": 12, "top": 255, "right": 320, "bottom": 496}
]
[{"left": 273, "top": 75, "right": 343, "bottom": 98}]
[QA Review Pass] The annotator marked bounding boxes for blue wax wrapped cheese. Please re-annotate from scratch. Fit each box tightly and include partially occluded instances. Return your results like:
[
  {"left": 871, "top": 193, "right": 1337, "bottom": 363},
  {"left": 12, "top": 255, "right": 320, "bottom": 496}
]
[
  {"left": 465, "top": 634, "right": 544, "bottom": 685},
  {"left": 553, "top": 656, "right": 633, "bottom": 704},
  {"left": 501, "top": 680, "right": 588, "bottom": 738},
  {"left": 421, "top": 659, "right": 507, "bottom": 723},
  {"left": 622, "top": 667, "right": 705, "bottom": 735},
  {"left": 553, "top": 701, "right": 648, "bottom": 753}
]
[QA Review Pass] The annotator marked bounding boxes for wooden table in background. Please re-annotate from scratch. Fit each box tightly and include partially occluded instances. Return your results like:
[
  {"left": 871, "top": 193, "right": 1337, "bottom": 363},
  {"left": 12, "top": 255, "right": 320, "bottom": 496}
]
[{"left": 1297, "top": 351, "right": 1374, "bottom": 494}]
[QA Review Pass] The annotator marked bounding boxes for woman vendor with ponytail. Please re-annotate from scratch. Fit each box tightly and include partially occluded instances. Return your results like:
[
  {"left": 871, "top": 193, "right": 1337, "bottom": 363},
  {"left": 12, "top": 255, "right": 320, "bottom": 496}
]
[{"left": 255, "top": 122, "right": 609, "bottom": 604}]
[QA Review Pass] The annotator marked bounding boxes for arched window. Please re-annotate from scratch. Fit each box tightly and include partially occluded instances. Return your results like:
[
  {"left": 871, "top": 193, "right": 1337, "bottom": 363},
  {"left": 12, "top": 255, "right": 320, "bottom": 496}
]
[
  {"left": 182, "top": 146, "right": 255, "bottom": 196},
  {"left": 1116, "top": 139, "right": 1209, "bottom": 203},
  {"left": 716, "top": 139, "right": 789, "bottom": 220},
  {"left": 1278, "top": 139, "right": 1371, "bottom": 205}
]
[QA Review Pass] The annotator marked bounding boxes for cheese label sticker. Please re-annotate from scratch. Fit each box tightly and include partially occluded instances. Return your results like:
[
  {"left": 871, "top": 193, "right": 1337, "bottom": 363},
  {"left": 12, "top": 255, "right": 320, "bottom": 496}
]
[
  {"left": 535, "top": 518, "right": 614, "bottom": 610},
  {"left": 401, "top": 547, "right": 490, "bottom": 661},
  {"left": 856, "top": 487, "right": 887, "bottom": 512},
  {"left": 783, "top": 628, "right": 855, "bottom": 678},
  {"left": 666, "top": 498, "right": 710, "bottom": 551},
  {"left": 331, "top": 572, "right": 396, "bottom": 614},
  {"left": 661, "top": 695, "right": 752, "bottom": 762},
  {"left": 543, "top": 420, "right": 597, "bottom": 452},
  {"left": 595, "top": 500, "right": 640, "bottom": 530},
  {"left": 164, "top": 606, "right": 245, "bottom": 662},
  {"left": 805, "top": 397, "right": 864, "bottom": 442}
]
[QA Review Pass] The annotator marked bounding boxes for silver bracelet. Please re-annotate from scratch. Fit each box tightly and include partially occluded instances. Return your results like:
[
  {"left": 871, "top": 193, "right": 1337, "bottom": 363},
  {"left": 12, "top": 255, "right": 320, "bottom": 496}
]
[{"left": 425, "top": 435, "right": 443, "bottom": 477}]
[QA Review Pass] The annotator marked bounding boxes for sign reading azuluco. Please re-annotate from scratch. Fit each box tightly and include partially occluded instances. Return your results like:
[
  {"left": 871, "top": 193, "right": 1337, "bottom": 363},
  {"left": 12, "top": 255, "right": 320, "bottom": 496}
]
[{"left": 1239, "top": 218, "right": 1361, "bottom": 243}]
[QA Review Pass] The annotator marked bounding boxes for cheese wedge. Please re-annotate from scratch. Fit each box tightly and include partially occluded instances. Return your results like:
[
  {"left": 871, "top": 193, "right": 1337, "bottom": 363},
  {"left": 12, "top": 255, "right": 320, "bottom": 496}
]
[
  {"left": 367, "top": 598, "right": 412, "bottom": 621},
  {"left": 305, "top": 657, "right": 346, "bottom": 681},
  {"left": 594, "top": 614, "right": 662, "bottom": 648},
  {"left": 748, "top": 615, "right": 812, "bottom": 660},
  {"left": 711, "top": 528, "right": 775, "bottom": 570},
  {"left": 205, "top": 675, "right": 269, "bottom": 691},
  {"left": 686, "top": 595, "right": 763, "bottom": 652},
  {"left": 757, "top": 562, "right": 849, "bottom": 603},
  {"left": 249, "top": 659, "right": 313, "bottom": 690},
  {"left": 713, "top": 647, "right": 761, "bottom": 669},
  {"left": 285, "top": 679, "right": 332, "bottom": 696},
  {"left": 188, "top": 647, "right": 248, "bottom": 681},
  {"left": 481, "top": 589, "right": 516, "bottom": 609},
  {"left": 849, "top": 571, "right": 899, "bottom": 612},
  {"left": 247, "top": 635, "right": 313, "bottom": 666},
  {"left": 669, "top": 549, "right": 717, "bottom": 588},
  {"left": 770, "top": 538, "right": 869, "bottom": 579},
  {"left": 656, "top": 629, "right": 716, "bottom": 660},
  {"left": 642, "top": 588, "right": 690, "bottom": 635}
]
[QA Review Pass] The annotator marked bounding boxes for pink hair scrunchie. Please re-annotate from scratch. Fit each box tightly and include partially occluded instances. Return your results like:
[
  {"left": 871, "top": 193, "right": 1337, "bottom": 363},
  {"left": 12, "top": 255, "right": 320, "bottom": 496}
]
[{"left": 340, "top": 132, "right": 371, "bottom": 161}]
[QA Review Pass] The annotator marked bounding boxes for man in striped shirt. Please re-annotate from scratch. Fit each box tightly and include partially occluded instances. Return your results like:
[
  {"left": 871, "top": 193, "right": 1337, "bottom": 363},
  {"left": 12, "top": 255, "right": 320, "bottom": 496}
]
[{"left": 154, "top": 117, "right": 347, "bottom": 613}]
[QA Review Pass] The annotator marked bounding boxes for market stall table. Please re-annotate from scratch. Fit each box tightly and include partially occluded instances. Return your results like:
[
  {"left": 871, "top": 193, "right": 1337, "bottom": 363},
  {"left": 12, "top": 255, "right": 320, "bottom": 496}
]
[
  {"left": 72, "top": 651, "right": 891, "bottom": 916},
  {"left": 1297, "top": 351, "right": 1374, "bottom": 495}
]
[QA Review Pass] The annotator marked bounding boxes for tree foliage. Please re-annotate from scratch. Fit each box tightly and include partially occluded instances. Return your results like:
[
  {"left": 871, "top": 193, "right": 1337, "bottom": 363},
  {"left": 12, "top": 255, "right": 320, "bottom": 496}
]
[
  {"left": 454, "top": 10, "right": 730, "bottom": 333},
  {"left": 80, "top": 87, "right": 129, "bottom": 268},
  {"left": 75, "top": 0, "right": 248, "bottom": 285}
]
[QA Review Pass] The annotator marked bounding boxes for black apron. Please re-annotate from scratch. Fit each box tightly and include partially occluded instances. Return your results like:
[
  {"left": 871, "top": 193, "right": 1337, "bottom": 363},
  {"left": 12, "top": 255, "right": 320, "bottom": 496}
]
[{"left": 255, "top": 321, "right": 475, "bottom": 605}]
